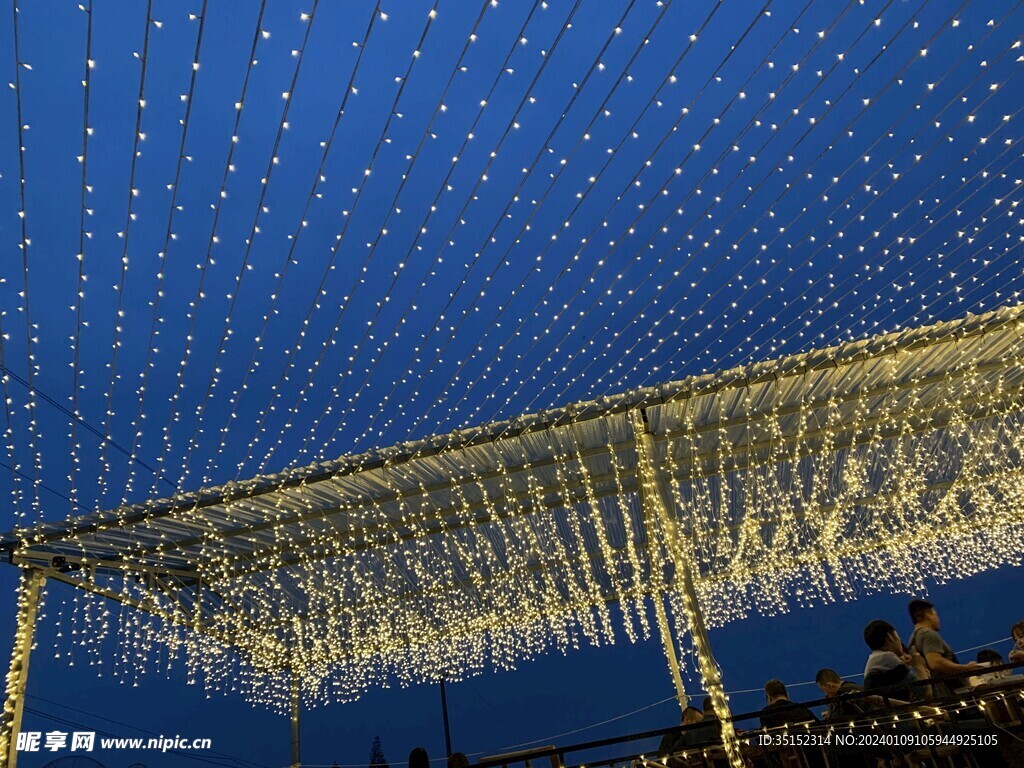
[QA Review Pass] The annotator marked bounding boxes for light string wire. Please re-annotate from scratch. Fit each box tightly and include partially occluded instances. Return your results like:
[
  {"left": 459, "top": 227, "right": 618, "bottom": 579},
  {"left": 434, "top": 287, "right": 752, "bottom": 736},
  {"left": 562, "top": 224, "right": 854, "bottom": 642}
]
[
  {"left": 8, "top": 0, "right": 43, "bottom": 520},
  {"left": 297, "top": 0, "right": 701, "bottom": 467},
  {"left": 200, "top": 0, "right": 468, "bottom": 488},
  {"left": 603, "top": 19, "right": 1023, "bottom": 388},
  {"left": 493, "top": 3, "right": 1015, "bottom": 444},
  {"left": 456, "top": 0, "right": 1006, "bottom": 443},
  {"left": 407, "top": 0, "right": 943, "bottom": 441},
  {"left": 144, "top": 0, "right": 598, "bottom": 629},
  {"left": 182, "top": 0, "right": 847, "bottom": 577},
  {"left": 130, "top": 0, "right": 966, "bottom": 573},
  {"left": 151, "top": 2, "right": 498, "bottom": 643},
  {"left": 141, "top": 0, "right": 269, "bottom": 499},
  {"left": 327, "top": 0, "right": 842, "bottom": 457},
  {"left": 571, "top": 28, "right": 1024, "bottom": 424},
  {"left": 121, "top": 0, "right": 210, "bottom": 503},
  {"left": 0, "top": 331, "right": 23, "bottom": 521},
  {"left": 784, "top": 42, "right": 1023, "bottom": 345},
  {"left": 409, "top": 0, "right": 844, "bottom": 440},
  {"left": 261, "top": 0, "right": 590, "bottom": 475},
  {"left": 504, "top": 4, "right": 1019, "bottom": 427},
  {"left": 3, "top": 363, "right": 172, "bottom": 489},
  {"left": 209, "top": 0, "right": 774, "bottom": 667},
  {"left": 593, "top": 132, "right": 1024, "bottom": 456},
  {"left": 234, "top": 0, "right": 545, "bottom": 481},
  {"left": 105, "top": 5, "right": 375, "bottom": 643},
  {"left": 37, "top": 0, "right": 284, "bottom": 684},
  {"left": 605, "top": 18, "right": 1023, "bottom": 388},
  {"left": 328, "top": 0, "right": 861, "bottom": 460},
  {"left": 281, "top": 0, "right": 660, "bottom": 470},
  {"left": 248, "top": 0, "right": 549, "bottom": 477},
  {"left": 196, "top": 0, "right": 387, "bottom": 485},
  {"left": 68, "top": 0, "right": 95, "bottom": 522},
  {"left": 94, "top": 0, "right": 155, "bottom": 510},
  {"left": 166, "top": 0, "right": 323, "bottom": 491}
]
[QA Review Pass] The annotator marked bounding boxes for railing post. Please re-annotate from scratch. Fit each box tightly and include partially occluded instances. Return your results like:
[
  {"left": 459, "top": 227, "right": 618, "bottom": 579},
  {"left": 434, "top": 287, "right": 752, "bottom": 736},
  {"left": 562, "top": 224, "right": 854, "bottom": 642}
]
[
  {"left": 633, "top": 411, "right": 744, "bottom": 768},
  {"left": 0, "top": 568, "right": 45, "bottom": 768}
]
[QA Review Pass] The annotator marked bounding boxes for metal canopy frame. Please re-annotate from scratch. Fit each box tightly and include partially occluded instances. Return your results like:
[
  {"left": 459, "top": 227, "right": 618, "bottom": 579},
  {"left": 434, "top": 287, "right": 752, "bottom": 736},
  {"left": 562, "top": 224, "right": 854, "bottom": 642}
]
[{"left": 2, "top": 304, "right": 1024, "bottom": 767}]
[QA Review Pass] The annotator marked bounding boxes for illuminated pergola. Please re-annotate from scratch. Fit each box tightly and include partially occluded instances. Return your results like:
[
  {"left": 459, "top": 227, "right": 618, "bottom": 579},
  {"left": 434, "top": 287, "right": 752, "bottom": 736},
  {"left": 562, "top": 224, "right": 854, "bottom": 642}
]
[
  {"left": 3, "top": 304, "right": 1024, "bottom": 767},
  {"left": 1, "top": 0, "right": 1022, "bottom": 765}
]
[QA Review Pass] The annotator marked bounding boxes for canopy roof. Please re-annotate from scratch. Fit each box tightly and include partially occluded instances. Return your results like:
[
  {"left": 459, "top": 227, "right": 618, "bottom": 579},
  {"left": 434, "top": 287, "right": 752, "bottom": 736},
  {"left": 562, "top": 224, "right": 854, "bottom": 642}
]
[{"left": 5, "top": 304, "right": 1024, "bottom": 706}]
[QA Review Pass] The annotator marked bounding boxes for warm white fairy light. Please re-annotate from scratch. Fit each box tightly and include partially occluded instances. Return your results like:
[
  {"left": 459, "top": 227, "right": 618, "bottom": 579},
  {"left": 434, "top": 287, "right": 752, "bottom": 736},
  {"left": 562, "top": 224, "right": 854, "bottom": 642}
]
[
  {"left": 497, "top": 10, "right": 1018, "bottom": 426},
  {"left": 8, "top": 304, "right": 1024, "bottom": 714},
  {"left": 143, "top": 0, "right": 495, "bottom": 626},
  {"left": 171, "top": 1, "right": 323, "bottom": 491},
  {"left": 66, "top": 0, "right": 95, "bottom": 527},
  {"left": 8, "top": 0, "right": 44, "bottom": 521},
  {"left": 143, "top": 0, "right": 272, "bottom": 500},
  {"left": 197, "top": 0, "right": 457, "bottom": 488},
  {"left": 0, "top": 328, "right": 23, "bottom": 523},
  {"left": 310, "top": 0, "right": 676, "bottom": 461},
  {"left": 579, "top": 78, "right": 1022, "bottom": 410},
  {"left": 93, "top": 0, "right": 157, "bottom": 511},
  {"left": 251, "top": 0, "right": 562, "bottom": 475},
  {"left": 122, "top": 3, "right": 208, "bottom": 504},
  {"left": 0, "top": 0, "right": 1020, "bottom": 737},
  {"left": 439, "top": 1, "right": 924, "bottom": 426},
  {"left": 338, "top": 0, "right": 794, "bottom": 452}
]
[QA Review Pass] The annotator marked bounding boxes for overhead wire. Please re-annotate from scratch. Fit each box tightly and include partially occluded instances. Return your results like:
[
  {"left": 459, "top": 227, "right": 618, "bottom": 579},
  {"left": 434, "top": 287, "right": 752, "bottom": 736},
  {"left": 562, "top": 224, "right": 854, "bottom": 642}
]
[
  {"left": 516, "top": 2, "right": 1018, "bottom": 422},
  {"left": 94, "top": 0, "right": 156, "bottom": 510},
  {"left": 122, "top": 0, "right": 210, "bottom": 503},
  {"left": 8, "top": 0, "right": 44, "bottom": 522},
  {"left": 250, "top": 0, "right": 548, "bottom": 476},
  {"left": 170, "top": 0, "right": 325, "bottom": 490}
]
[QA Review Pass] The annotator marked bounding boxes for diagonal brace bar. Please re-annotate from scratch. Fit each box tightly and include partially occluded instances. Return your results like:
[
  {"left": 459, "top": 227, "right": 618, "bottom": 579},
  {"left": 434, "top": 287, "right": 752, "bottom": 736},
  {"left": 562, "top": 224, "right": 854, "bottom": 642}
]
[{"left": 633, "top": 410, "right": 744, "bottom": 768}]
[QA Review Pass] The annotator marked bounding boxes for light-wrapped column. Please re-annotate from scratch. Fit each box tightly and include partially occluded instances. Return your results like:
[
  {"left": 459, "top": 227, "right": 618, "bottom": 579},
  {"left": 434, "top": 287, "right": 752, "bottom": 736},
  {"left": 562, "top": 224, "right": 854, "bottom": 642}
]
[
  {"left": 633, "top": 411, "right": 744, "bottom": 768},
  {"left": 1, "top": 568, "right": 45, "bottom": 768}
]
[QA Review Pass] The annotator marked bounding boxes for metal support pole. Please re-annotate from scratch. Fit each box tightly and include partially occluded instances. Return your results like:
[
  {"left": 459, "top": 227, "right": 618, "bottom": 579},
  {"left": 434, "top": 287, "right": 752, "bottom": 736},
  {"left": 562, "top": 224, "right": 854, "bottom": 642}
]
[
  {"left": 1, "top": 568, "right": 45, "bottom": 768},
  {"left": 633, "top": 411, "right": 744, "bottom": 768},
  {"left": 440, "top": 678, "right": 452, "bottom": 757},
  {"left": 290, "top": 672, "right": 301, "bottom": 768},
  {"left": 652, "top": 591, "right": 688, "bottom": 714}
]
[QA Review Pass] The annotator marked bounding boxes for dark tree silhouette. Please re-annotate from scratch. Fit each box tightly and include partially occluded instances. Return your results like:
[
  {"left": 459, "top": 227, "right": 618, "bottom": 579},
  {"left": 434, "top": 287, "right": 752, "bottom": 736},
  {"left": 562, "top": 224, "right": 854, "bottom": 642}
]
[{"left": 369, "top": 735, "right": 389, "bottom": 768}]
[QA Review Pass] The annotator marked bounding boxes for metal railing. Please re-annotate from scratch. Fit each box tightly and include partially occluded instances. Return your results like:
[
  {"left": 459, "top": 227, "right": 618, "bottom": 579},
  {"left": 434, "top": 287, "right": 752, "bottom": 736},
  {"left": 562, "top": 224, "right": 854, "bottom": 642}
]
[{"left": 473, "top": 660, "right": 1024, "bottom": 768}]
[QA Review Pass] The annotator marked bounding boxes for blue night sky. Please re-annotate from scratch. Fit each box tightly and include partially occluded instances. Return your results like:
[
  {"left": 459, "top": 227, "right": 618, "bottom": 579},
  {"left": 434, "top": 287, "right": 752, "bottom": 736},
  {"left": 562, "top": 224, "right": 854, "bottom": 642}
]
[{"left": 0, "top": 0, "right": 1021, "bottom": 765}]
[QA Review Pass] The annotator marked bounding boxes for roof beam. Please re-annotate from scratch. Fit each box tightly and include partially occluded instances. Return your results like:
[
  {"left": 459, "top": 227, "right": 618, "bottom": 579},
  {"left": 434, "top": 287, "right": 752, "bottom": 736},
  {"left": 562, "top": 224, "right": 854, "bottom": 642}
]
[{"left": 6, "top": 306, "right": 1018, "bottom": 551}]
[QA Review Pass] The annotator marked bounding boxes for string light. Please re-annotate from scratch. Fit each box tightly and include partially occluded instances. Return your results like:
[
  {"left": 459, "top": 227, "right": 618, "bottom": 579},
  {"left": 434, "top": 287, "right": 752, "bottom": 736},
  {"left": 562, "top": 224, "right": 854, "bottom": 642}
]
[
  {"left": 67, "top": 0, "right": 94, "bottom": 526},
  {"left": 94, "top": 0, "right": 156, "bottom": 510},
  {"left": 0, "top": 0, "right": 1022, "bottom": 723},
  {"left": 8, "top": 0, "right": 43, "bottom": 520},
  {"left": 524, "top": 15, "right": 1022, "bottom": 423},
  {"left": 170, "top": 1, "right": 323, "bottom": 490},
  {"left": 121, "top": 1, "right": 209, "bottom": 504},
  {"left": 9, "top": 304, "right": 1024, "bottom": 712},
  {"left": 142, "top": 0, "right": 270, "bottom": 500}
]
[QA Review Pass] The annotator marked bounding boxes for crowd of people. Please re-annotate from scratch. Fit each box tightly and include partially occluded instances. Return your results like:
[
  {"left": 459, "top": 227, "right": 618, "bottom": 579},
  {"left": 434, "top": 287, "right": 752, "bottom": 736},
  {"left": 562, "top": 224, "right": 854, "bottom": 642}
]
[
  {"left": 399, "top": 602, "right": 1024, "bottom": 768},
  {"left": 657, "top": 600, "right": 1024, "bottom": 767}
]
